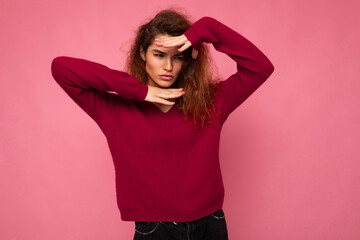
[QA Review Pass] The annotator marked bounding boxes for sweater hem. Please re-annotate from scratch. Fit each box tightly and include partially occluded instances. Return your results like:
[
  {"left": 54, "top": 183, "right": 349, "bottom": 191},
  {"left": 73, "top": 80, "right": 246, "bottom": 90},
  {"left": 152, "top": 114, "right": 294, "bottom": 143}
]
[{"left": 119, "top": 204, "right": 224, "bottom": 222}]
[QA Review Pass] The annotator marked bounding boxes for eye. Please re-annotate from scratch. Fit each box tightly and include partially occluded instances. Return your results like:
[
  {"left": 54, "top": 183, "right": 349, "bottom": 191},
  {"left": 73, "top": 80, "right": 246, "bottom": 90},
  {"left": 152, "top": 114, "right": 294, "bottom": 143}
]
[
  {"left": 174, "top": 56, "right": 184, "bottom": 60},
  {"left": 154, "top": 54, "right": 164, "bottom": 58}
]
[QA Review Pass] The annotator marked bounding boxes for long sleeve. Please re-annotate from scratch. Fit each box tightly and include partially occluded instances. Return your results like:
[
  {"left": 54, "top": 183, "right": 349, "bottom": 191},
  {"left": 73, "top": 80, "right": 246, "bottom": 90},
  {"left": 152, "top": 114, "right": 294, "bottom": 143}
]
[
  {"left": 184, "top": 17, "right": 275, "bottom": 125},
  {"left": 51, "top": 56, "right": 149, "bottom": 123}
]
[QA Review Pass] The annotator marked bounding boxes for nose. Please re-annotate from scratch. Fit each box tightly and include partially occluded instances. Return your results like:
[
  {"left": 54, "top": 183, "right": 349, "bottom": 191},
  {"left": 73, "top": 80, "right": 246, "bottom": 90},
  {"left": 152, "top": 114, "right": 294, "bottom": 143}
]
[{"left": 163, "top": 57, "right": 173, "bottom": 72}]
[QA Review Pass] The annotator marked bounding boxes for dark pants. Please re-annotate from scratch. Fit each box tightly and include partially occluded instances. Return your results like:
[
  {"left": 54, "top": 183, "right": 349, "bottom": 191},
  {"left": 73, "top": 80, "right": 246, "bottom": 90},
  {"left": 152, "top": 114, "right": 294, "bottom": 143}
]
[{"left": 133, "top": 209, "right": 228, "bottom": 240}]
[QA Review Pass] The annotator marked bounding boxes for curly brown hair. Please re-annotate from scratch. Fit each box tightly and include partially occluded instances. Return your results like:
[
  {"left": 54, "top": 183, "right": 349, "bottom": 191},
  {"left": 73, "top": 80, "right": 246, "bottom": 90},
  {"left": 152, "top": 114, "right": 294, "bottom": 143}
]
[{"left": 124, "top": 8, "right": 221, "bottom": 129}]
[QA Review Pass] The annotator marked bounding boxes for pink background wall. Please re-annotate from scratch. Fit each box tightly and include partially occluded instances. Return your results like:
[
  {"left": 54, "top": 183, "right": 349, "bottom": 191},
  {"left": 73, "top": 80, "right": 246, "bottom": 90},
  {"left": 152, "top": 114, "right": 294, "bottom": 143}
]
[{"left": 1, "top": 0, "right": 359, "bottom": 239}]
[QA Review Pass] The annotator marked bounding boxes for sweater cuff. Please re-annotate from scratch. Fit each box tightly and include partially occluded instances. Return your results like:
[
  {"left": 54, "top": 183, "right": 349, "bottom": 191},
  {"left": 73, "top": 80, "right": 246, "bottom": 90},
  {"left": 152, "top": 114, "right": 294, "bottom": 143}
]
[
  {"left": 133, "top": 81, "right": 148, "bottom": 102},
  {"left": 184, "top": 16, "right": 215, "bottom": 51}
]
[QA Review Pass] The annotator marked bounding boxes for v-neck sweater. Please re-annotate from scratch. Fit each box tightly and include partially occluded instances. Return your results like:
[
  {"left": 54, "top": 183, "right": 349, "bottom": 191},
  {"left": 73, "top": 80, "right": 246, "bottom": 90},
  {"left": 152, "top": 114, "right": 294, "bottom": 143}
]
[{"left": 51, "top": 16, "right": 274, "bottom": 222}]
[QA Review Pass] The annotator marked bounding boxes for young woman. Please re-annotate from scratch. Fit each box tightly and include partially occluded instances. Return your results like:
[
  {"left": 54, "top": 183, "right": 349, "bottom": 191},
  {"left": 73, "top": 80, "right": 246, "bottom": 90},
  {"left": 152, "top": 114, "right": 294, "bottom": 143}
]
[{"left": 51, "top": 8, "right": 274, "bottom": 240}]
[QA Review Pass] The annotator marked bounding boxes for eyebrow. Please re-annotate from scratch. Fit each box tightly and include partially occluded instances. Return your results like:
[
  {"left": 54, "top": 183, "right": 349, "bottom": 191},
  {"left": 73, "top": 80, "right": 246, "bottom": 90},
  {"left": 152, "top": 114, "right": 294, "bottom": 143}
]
[{"left": 152, "top": 49, "right": 184, "bottom": 56}]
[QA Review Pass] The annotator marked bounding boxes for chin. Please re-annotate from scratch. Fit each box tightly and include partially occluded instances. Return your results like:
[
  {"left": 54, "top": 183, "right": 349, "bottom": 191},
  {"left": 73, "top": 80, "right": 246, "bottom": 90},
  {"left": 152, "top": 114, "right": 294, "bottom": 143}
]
[{"left": 156, "top": 81, "right": 176, "bottom": 88}]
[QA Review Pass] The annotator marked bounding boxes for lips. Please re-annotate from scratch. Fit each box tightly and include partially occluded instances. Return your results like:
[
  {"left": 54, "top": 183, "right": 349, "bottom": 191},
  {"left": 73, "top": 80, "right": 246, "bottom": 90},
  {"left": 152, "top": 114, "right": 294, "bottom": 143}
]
[{"left": 159, "top": 74, "right": 174, "bottom": 80}]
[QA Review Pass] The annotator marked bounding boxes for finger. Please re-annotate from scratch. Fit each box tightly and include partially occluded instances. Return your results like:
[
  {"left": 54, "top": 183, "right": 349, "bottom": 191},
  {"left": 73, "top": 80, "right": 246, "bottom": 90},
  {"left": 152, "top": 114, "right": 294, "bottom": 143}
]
[
  {"left": 192, "top": 48, "right": 199, "bottom": 59},
  {"left": 158, "top": 35, "right": 187, "bottom": 44},
  {"left": 178, "top": 41, "right": 192, "bottom": 52},
  {"left": 157, "top": 87, "right": 182, "bottom": 93},
  {"left": 160, "top": 88, "right": 184, "bottom": 93},
  {"left": 162, "top": 39, "right": 186, "bottom": 48},
  {"left": 157, "top": 35, "right": 187, "bottom": 47},
  {"left": 156, "top": 35, "right": 181, "bottom": 41},
  {"left": 157, "top": 91, "right": 184, "bottom": 98},
  {"left": 156, "top": 98, "right": 176, "bottom": 105},
  {"left": 155, "top": 37, "right": 177, "bottom": 46}
]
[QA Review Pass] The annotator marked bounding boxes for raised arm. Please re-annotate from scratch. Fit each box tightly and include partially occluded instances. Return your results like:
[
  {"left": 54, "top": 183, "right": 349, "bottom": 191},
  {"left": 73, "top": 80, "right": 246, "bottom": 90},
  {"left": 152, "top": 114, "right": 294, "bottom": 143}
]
[
  {"left": 50, "top": 56, "right": 149, "bottom": 122},
  {"left": 184, "top": 17, "right": 275, "bottom": 125}
]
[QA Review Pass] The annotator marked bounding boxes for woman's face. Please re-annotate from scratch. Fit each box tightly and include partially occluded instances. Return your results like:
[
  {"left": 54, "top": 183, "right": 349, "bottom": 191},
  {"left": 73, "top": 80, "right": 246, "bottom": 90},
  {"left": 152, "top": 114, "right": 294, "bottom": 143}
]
[{"left": 140, "top": 34, "right": 185, "bottom": 88}]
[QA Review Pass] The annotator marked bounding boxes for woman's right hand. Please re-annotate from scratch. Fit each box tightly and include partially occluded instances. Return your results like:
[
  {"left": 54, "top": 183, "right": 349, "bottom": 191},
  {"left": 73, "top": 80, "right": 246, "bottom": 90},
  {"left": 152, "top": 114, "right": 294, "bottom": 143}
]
[{"left": 144, "top": 85, "right": 185, "bottom": 105}]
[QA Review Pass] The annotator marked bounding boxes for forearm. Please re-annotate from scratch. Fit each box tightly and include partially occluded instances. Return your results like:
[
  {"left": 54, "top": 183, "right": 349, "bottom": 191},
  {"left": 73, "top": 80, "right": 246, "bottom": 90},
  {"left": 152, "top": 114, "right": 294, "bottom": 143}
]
[
  {"left": 184, "top": 16, "right": 275, "bottom": 125},
  {"left": 51, "top": 56, "right": 148, "bottom": 102},
  {"left": 184, "top": 16, "right": 274, "bottom": 78}
]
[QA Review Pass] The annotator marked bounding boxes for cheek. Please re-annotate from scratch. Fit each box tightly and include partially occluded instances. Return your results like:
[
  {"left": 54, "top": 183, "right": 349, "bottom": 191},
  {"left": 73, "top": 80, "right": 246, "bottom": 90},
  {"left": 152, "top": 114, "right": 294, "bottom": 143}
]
[
  {"left": 174, "top": 62, "right": 184, "bottom": 75},
  {"left": 145, "top": 61, "right": 154, "bottom": 75},
  {"left": 146, "top": 58, "right": 160, "bottom": 73}
]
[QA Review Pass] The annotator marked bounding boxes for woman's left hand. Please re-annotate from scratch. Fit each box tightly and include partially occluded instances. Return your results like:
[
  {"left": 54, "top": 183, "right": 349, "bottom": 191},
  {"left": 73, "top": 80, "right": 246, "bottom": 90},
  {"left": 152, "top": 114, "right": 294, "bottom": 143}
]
[{"left": 155, "top": 35, "right": 199, "bottom": 60}]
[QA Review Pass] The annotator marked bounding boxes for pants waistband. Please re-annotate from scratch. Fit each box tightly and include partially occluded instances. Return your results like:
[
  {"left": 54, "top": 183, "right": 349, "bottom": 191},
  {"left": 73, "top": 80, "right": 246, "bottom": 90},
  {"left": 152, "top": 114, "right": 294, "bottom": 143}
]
[
  {"left": 159, "top": 221, "right": 184, "bottom": 225},
  {"left": 159, "top": 209, "right": 221, "bottom": 225}
]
